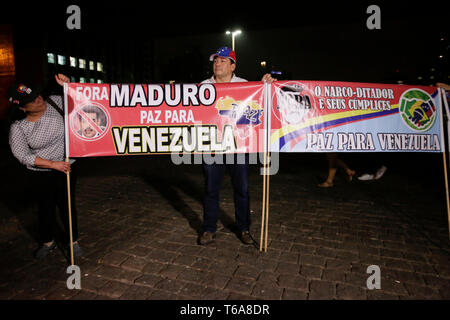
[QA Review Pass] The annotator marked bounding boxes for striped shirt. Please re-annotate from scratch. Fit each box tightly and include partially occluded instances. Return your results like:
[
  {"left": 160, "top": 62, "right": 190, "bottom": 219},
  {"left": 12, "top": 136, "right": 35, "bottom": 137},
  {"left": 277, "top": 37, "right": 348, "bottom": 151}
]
[{"left": 9, "top": 95, "right": 65, "bottom": 171}]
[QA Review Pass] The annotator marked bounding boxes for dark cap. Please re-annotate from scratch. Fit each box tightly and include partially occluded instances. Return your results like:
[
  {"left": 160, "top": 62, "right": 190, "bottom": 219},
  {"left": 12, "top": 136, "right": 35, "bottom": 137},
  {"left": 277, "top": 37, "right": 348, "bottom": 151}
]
[{"left": 7, "top": 82, "right": 42, "bottom": 107}]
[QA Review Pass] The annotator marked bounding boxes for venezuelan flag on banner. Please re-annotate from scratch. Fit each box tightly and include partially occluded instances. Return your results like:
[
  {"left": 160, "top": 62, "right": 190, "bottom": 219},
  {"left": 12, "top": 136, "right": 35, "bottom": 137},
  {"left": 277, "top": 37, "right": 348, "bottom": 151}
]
[{"left": 269, "top": 81, "right": 444, "bottom": 153}]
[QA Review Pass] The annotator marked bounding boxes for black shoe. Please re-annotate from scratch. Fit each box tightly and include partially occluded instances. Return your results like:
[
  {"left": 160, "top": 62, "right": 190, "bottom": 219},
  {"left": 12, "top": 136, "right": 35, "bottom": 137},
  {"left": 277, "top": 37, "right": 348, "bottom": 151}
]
[
  {"left": 35, "top": 241, "right": 56, "bottom": 259},
  {"left": 199, "top": 232, "right": 216, "bottom": 245},
  {"left": 240, "top": 231, "right": 253, "bottom": 245},
  {"left": 67, "top": 242, "right": 84, "bottom": 258}
]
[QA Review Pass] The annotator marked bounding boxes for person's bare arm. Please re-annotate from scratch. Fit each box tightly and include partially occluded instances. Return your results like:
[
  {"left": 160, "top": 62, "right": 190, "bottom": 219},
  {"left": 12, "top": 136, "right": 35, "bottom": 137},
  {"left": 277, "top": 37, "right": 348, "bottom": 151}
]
[{"left": 34, "top": 157, "right": 70, "bottom": 173}]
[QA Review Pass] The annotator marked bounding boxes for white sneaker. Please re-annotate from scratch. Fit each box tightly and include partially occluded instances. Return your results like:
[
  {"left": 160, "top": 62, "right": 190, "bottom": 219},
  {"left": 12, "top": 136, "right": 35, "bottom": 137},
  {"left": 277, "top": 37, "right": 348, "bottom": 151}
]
[
  {"left": 358, "top": 173, "right": 374, "bottom": 181},
  {"left": 375, "top": 166, "right": 387, "bottom": 180}
]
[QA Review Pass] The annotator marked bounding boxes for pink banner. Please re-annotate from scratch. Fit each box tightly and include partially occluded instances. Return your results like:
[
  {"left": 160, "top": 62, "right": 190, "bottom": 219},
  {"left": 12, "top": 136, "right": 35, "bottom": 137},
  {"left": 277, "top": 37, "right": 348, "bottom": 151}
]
[
  {"left": 65, "top": 82, "right": 266, "bottom": 157},
  {"left": 64, "top": 81, "right": 444, "bottom": 157}
]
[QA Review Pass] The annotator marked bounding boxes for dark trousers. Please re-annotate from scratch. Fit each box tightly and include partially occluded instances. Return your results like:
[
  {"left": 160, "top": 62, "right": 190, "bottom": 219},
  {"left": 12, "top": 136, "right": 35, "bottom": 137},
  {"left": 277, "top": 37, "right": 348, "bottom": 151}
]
[
  {"left": 28, "top": 165, "right": 79, "bottom": 245},
  {"left": 202, "top": 154, "right": 250, "bottom": 233}
]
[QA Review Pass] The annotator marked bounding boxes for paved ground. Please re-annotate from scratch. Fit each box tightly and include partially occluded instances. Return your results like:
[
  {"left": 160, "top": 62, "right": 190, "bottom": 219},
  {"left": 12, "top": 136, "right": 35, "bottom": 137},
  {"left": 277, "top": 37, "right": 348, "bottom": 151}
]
[{"left": 1, "top": 147, "right": 449, "bottom": 301}]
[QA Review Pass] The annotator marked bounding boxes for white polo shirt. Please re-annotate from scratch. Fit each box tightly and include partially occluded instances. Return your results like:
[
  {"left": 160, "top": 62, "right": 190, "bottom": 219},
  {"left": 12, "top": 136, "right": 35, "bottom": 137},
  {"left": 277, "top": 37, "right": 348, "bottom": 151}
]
[{"left": 201, "top": 74, "right": 247, "bottom": 84}]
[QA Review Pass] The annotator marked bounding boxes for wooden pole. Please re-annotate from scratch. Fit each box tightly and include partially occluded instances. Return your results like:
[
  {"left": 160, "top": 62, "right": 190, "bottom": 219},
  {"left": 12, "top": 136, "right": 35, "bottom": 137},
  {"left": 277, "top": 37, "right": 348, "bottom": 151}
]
[
  {"left": 260, "top": 151, "right": 267, "bottom": 252},
  {"left": 66, "top": 157, "right": 74, "bottom": 266},
  {"left": 62, "top": 83, "right": 76, "bottom": 265},
  {"left": 264, "top": 152, "right": 270, "bottom": 252},
  {"left": 442, "top": 151, "right": 450, "bottom": 240},
  {"left": 439, "top": 88, "right": 450, "bottom": 239},
  {"left": 260, "top": 81, "right": 272, "bottom": 252}
]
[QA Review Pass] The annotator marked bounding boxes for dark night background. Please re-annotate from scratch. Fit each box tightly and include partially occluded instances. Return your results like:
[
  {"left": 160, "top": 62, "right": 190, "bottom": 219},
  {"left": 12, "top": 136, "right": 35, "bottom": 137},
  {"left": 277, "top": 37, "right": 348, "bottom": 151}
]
[{"left": 1, "top": 0, "right": 448, "bottom": 87}]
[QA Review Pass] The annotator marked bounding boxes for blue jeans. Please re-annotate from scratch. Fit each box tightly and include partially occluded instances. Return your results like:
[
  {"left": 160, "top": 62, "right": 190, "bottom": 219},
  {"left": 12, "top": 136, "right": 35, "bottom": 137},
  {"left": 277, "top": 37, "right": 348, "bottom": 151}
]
[{"left": 202, "top": 154, "right": 250, "bottom": 233}]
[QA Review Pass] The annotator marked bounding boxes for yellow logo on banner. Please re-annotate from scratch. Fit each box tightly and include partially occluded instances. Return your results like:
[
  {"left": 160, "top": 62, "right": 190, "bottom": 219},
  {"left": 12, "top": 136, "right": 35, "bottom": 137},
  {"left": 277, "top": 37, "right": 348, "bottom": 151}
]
[
  {"left": 216, "top": 96, "right": 262, "bottom": 111},
  {"left": 215, "top": 96, "right": 263, "bottom": 125}
]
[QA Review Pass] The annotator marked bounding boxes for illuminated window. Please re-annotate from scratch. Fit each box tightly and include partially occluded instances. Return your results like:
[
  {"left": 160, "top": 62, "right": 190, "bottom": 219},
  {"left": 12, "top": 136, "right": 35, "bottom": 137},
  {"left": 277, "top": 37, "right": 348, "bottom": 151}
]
[
  {"left": 79, "top": 77, "right": 86, "bottom": 83},
  {"left": 89, "top": 78, "right": 95, "bottom": 83},
  {"left": 97, "top": 79, "right": 103, "bottom": 84},
  {"left": 70, "top": 57, "right": 77, "bottom": 67},
  {"left": 89, "top": 61, "right": 95, "bottom": 70},
  {"left": 79, "top": 59, "right": 86, "bottom": 69},
  {"left": 47, "top": 53, "right": 55, "bottom": 64},
  {"left": 57, "top": 55, "right": 66, "bottom": 65},
  {"left": 97, "top": 62, "right": 103, "bottom": 72}
]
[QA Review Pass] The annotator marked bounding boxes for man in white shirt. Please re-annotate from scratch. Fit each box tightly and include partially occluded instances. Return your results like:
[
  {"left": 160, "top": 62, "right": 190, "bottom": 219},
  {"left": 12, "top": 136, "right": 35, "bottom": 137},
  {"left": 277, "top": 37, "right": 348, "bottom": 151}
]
[{"left": 199, "top": 46, "right": 275, "bottom": 246}]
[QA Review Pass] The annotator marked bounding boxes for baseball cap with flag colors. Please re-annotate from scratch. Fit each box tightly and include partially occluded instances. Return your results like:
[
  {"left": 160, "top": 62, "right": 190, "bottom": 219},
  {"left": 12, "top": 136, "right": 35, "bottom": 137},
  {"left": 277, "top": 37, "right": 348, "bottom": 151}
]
[{"left": 209, "top": 47, "right": 236, "bottom": 63}]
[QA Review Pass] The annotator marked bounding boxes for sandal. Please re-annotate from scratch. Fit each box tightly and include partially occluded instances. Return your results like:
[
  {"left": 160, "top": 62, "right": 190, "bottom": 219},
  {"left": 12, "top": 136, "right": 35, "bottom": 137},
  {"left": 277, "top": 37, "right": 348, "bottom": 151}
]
[
  {"left": 347, "top": 170, "right": 355, "bottom": 182},
  {"left": 318, "top": 181, "right": 333, "bottom": 188}
]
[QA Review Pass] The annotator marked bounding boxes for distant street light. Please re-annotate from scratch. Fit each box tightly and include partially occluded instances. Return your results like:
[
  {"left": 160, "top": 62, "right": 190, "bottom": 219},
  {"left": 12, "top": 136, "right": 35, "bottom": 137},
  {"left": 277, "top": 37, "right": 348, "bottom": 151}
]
[{"left": 226, "top": 30, "right": 242, "bottom": 52}]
